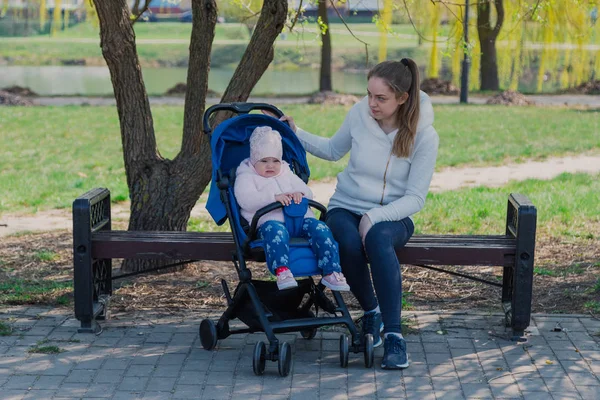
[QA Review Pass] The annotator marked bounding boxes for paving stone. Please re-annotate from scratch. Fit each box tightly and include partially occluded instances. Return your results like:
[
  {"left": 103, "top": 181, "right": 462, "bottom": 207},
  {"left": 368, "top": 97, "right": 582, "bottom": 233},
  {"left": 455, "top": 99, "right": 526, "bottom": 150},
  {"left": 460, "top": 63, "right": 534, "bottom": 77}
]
[
  {"left": 53, "top": 382, "right": 89, "bottom": 397},
  {"left": 145, "top": 376, "right": 177, "bottom": 391},
  {"left": 522, "top": 391, "right": 554, "bottom": 400},
  {"left": 4, "top": 375, "right": 38, "bottom": 389},
  {"left": 489, "top": 382, "right": 523, "bottom": 398},
  {"left": 64, "top": 369, "right": 96, "bottom": 384},
  {"left": 117, "top": 376, "right": 150, "bottom": 391},
  {"left": 142, "top": 391, "right": 174, "bottom": 400},
  {"left": 319, "top": 388, "right": 350, "bottom": 400},
  {"left": 84, "top": 382, "right": 118, "bottom": 398},
  {"left": 172, "top": 384, "right": 204, "bottom": 399},
  {"left": 0, "top": 389, "right": 28, "bottom": 400}
]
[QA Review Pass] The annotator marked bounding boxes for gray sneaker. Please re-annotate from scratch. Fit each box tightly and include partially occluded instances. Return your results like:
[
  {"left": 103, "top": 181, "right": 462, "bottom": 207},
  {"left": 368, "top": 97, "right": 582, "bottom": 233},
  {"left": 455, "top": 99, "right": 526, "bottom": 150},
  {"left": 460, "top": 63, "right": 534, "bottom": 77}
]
[
  {"left": 360, "top": 311, "right": 384, "bottom": 348},
  {"left": 381, "top": 334, "right": 409, "bottom": 369}
]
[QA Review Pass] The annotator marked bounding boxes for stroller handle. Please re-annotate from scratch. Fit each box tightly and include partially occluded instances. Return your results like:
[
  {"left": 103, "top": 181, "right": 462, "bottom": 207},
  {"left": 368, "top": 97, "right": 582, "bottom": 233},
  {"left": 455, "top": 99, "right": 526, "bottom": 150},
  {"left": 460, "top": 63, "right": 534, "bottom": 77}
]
[
  {"left": 203, "top": 103, "right": 285, "bottom": 136},
  {"left": 246, "top": 200, "right": 328, "bottom": 243}
]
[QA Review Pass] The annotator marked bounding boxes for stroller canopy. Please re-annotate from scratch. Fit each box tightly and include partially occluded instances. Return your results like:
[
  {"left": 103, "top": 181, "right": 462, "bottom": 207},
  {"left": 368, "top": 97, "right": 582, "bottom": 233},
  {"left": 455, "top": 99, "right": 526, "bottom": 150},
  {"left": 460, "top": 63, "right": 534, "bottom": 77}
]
[{"left": 206, "top": 113, "right": 311, "bottom": 225}]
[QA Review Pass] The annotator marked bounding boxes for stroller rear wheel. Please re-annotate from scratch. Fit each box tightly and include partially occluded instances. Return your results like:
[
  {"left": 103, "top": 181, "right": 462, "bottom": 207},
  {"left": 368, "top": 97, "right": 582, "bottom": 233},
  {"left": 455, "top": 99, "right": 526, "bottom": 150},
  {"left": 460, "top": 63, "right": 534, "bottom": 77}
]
[
  {"left": 363, "top": 334, "right": 374, "bottom": 368},
  {"left": 252, "top": 341, "right": 267, "bottom": 375},
  {"left": 277, "top": 342, "right": 292, "bottom": 377},
  {"left": 199, "top": 319, "right": 218, "bottom": 350},
  {"left": 339, "top": 334, "right": 349, "bottom": 368}
]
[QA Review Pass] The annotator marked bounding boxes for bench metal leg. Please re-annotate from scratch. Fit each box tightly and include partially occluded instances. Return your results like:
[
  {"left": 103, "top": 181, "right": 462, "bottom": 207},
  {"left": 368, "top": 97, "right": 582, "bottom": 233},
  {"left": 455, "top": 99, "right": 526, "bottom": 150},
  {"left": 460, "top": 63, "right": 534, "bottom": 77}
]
[
  {"left": 505, "top": 194, "right": 537, "bottom": 339},
  {"left": 73, "top": 188, "right": 113, "bottom": 333}
]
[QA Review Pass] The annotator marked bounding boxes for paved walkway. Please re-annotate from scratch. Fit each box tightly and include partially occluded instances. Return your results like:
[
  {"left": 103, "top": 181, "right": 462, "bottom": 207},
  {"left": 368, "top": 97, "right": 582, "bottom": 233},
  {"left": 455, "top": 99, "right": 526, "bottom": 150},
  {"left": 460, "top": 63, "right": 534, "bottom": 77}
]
[{"left": 1, "top": 306, "right": 599, "bottom": 399}]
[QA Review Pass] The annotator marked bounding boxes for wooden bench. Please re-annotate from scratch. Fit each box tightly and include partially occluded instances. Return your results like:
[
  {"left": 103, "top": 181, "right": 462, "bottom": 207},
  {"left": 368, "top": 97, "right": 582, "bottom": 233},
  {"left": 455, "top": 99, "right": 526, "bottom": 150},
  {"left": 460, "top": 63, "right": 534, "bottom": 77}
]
[{"left": 73, "top": 188, "right": 537, "bottom": 339}]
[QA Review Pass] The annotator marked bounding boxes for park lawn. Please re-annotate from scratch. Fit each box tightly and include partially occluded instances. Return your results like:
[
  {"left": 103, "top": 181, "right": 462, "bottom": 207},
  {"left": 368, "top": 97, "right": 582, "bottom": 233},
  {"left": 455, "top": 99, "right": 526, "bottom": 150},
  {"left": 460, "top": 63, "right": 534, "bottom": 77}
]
[
  {"left": 188, "top": 172, "right": 600, "bottom": 241},
  {"left": 0, "top": 104, "right": 598, "bottom": 214}
]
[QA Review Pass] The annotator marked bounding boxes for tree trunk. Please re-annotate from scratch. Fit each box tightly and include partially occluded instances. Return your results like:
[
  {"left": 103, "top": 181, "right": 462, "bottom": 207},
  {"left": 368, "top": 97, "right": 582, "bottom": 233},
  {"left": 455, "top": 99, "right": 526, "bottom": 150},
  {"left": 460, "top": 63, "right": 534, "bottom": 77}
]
[
  {"left": 477, "top": 0, "right": 504, "bottom": 91},
  {"left": 318, "top": 0, "right": 332, "bottom": 92},
  {"left": 92, "top": 0, "right": 287, "bottom": 273}
]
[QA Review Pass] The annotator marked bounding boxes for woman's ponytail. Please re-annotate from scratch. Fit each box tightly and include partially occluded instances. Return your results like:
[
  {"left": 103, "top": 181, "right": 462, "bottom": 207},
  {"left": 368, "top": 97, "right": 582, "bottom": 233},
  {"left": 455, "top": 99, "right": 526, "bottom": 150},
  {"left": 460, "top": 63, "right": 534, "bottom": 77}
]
[{"left": 394, "top": 58, "right": 420, "bottom": 158}]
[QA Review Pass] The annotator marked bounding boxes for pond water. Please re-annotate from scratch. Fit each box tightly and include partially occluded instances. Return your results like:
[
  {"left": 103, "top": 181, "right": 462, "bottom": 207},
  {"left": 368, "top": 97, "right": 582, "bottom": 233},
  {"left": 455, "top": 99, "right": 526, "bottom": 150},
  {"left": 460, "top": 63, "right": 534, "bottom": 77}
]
[{"left": 0, "top": 65, "right": 369, "bottom": 96}]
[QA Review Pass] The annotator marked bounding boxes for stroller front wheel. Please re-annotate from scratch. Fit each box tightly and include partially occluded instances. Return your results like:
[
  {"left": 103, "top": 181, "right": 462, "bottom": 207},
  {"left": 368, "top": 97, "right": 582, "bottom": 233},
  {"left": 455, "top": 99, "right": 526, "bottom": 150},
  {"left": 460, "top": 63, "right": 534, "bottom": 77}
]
[
  {"left": 277, "top": 342, "right": 292, "bottom": 377},
  {"left": 253, "top": 341, "right": 267, "bottom": 375},
  {"left": 199, "top": 319, "right": 218, "bottom": 350}
]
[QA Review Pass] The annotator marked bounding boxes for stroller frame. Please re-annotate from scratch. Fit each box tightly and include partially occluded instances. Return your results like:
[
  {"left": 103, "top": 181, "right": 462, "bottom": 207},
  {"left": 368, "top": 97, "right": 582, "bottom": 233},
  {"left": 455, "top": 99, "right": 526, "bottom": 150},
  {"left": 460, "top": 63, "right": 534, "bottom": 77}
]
[{"left": 199, "top": 103, "right": 375, "bottom": 376}]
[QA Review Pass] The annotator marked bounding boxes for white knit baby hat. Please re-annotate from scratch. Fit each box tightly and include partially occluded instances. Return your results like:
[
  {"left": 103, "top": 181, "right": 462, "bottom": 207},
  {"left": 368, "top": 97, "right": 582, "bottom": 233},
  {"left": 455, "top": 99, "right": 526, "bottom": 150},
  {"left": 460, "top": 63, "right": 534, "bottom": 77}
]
[{"left": 249, "top": 126, "right": 283, "bottom": 165}]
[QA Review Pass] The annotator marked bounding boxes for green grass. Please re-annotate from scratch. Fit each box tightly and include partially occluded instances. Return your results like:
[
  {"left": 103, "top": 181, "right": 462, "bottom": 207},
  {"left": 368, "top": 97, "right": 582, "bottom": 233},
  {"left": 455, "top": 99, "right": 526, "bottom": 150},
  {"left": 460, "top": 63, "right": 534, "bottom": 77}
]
[
  {"left": 192, "top": 173, "right": 600, "bottom": 240},
  {"left": 584, "top": 301, "right": 600, "bottom": 313},
  {"left": 28, "top": 340, "right": 65, "bottom": 354},
  {"left": 33, "top": 249, "right": 59, "bottom": 262},
  {"left": 412, "top": 172, "right": 600, "bottom": 239},
  {"left": 534, "top": 267, "right": 558, "bottom": 277},
  {"left": 0, "top": 320, "right": 12, "bottom": 336},
  {"left": 0, "top": 279, "right": 73, "bottom": 304},
  {"left": 1, "top": 104, "right": 598, "bottom": 214}
]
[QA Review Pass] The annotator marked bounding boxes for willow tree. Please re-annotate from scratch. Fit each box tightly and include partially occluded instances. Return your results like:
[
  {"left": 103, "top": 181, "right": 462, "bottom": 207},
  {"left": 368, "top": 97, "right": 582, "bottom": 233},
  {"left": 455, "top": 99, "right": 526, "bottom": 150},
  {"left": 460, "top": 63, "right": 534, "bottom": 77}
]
[
  {"left": 406, "top": 0, "right": 599, "bottom": 92},
  {"left": 91, "top": 0, "right": 287, "bottom": 272}
]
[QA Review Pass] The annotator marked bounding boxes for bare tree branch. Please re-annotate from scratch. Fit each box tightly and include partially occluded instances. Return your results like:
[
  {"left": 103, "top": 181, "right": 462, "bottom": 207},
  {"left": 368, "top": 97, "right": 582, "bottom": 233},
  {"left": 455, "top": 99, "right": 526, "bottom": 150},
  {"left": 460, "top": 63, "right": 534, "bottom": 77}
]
[
  {"left": 131, "top": 0, "right": 151, "bottom": 25},
  {"left": 288, "top": 0, "right": 304, "bottom": 31},
  {"left": 328, "top": 0, "right": 369, "bottom": 67}
]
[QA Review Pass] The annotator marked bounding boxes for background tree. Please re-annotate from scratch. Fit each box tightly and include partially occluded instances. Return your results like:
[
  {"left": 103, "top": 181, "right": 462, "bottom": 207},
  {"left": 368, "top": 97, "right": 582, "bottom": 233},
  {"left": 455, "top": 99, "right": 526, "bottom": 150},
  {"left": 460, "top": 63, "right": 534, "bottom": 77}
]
[
  {"left": 221, "top": 0, "right": 264, "bottom": 36},
  {"left": 317, "top": 0, "right": 332, "bottom": 91},
  {"left": 476, "top": 0, "right": 504, "bottom": 90},
  {"left": 91, "top": 0, "right": 288, "bottom": 272}
]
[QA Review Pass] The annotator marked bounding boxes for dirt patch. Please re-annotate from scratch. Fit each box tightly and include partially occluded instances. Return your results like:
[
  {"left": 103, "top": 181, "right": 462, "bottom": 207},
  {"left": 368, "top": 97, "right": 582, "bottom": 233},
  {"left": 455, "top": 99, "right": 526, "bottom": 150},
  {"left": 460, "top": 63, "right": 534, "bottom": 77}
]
[
  {"left": 486, "top": 90, "right": 535, "bottom": 106},
  {"left": 0, "top": 90, "right": 34, "bottom": 106},
  {"left": 421, "top": 78, "right": 459, "bottom": 96},
  {"left": 1, "top": 85, "right": 38, "bottom": 97},
  {"left": 1, "top": 228, "right": 598, "bottom": 316},
  {"left": 308, "top": 91, "right": 359, "bottom": 106},
  {"left": 563, "top": 80, "right": 600, "bottom": 95},
  {"left": 165, "top": 83, "right": 220, "bottom": 97}
]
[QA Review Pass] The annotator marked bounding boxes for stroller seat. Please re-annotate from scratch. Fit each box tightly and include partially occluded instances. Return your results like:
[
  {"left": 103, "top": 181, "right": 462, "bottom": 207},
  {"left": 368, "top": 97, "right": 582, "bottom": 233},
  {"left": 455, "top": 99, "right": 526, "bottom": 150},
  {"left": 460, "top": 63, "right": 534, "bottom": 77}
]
[{"left": 199, "top": 102, "right": 376, "bottom": 377}]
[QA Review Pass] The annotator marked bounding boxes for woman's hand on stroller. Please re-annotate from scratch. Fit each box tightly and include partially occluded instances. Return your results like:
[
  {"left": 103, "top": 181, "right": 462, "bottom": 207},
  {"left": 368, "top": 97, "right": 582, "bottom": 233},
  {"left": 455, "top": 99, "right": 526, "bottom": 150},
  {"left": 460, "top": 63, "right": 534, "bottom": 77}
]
[{"left": 261, "top": 110, "right": 297, "bottom": 133}]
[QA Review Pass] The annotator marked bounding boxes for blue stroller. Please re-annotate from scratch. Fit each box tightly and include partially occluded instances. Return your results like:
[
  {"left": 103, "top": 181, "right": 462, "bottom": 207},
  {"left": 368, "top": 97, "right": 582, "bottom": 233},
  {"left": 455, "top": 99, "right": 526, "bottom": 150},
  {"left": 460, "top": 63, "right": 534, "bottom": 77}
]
[{"left": 199, "top": 103, "right": 375, "bottom": 376}]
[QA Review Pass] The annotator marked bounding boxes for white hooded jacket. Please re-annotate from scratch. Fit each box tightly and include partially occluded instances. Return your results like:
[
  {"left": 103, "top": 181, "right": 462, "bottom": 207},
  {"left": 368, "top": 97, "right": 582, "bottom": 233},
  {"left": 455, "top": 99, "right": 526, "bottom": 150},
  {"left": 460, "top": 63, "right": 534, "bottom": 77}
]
[
  {"left": 234, "top": 158, "right": 315, "bottom": 228},
  {"left": 295, "top": 91, "right": 439, "bottom": 224}
]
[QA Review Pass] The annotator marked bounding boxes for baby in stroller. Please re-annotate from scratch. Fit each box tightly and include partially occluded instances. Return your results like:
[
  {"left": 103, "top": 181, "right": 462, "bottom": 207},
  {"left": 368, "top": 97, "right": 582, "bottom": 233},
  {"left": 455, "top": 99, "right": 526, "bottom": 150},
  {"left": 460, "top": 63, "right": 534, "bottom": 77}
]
[{"left": 234, "top": 126, "right": 350, "bottom": 292}]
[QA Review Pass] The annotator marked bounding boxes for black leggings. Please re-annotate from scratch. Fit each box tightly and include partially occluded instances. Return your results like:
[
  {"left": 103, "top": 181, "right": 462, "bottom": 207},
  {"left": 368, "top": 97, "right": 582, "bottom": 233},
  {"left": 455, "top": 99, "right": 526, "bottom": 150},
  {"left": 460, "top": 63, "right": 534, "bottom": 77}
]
[{"left": 326, "top": 208, "right": 414, "bottom": 334}]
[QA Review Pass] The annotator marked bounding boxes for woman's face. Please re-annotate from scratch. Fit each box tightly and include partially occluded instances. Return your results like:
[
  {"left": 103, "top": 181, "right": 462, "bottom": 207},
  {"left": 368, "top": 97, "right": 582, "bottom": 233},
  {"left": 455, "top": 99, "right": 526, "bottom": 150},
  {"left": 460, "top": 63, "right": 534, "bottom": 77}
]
[
  {"left": 254, "top": 157, "right": 282, "bottom": 177},
  {"left": 367, "top": 77, "right": 407, "bottom": 123}
]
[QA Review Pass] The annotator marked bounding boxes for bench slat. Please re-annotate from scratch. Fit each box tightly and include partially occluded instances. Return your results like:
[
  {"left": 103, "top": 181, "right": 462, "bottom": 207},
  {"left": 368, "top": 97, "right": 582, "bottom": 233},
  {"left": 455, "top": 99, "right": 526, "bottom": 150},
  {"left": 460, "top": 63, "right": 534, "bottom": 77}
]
[{"left": 92, "top": 231, "right": 515, "bottom": 267}]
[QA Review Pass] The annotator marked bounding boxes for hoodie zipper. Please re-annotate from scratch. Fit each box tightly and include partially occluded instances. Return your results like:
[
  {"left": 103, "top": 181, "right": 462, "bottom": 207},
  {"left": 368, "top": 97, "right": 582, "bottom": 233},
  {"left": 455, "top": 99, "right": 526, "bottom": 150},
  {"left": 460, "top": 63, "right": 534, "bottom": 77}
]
[{"left": 379, "top": 151, "right": 393, "bottom": 205}]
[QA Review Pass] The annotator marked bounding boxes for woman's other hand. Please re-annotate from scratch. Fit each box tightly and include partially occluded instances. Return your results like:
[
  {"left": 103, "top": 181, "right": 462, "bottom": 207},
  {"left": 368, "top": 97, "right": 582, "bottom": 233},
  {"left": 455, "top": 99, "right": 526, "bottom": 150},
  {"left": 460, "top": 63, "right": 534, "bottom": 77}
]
[
  {"left": 261, "top": 110, "right": 297, "bottom": 133},
  {"left": 358, "top": 214, "right": 373, "bottom": 247},
  {"left": 275, "top": 193, "right": 292, "bottom": 206}
]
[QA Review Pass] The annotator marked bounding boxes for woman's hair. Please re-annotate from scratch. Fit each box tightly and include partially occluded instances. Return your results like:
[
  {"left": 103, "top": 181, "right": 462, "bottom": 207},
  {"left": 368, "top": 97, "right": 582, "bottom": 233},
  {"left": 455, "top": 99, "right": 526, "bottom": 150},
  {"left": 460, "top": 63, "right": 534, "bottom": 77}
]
[{"left": 367, "top": 58, "right": 420, "bottom": 158}]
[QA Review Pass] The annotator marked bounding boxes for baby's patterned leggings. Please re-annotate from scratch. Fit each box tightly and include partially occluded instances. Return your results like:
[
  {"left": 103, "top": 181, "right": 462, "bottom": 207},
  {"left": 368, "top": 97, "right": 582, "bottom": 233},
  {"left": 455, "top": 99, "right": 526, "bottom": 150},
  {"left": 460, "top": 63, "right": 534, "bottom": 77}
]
[{"left": 258, "top": 218, "right": 341, "bottom": 275}]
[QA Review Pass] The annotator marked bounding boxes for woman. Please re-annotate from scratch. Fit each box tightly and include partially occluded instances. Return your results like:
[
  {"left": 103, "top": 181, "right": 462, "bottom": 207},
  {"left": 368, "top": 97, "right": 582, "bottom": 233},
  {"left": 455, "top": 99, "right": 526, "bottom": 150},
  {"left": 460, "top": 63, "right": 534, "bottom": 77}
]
[{"left": 271, "top": 58, "right": 439, "bottom": 369}]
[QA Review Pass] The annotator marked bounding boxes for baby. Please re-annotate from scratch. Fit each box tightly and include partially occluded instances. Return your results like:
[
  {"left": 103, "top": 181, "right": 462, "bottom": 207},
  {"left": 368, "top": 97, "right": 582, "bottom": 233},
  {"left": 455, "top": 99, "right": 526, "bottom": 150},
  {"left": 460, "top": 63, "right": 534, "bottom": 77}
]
[{"left": 234, "top": 126, "right": 350, "bottom": 292}]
